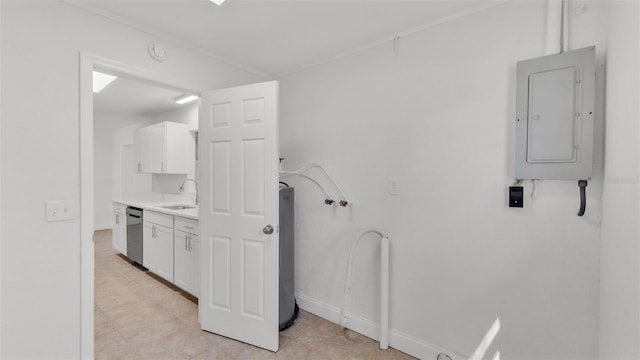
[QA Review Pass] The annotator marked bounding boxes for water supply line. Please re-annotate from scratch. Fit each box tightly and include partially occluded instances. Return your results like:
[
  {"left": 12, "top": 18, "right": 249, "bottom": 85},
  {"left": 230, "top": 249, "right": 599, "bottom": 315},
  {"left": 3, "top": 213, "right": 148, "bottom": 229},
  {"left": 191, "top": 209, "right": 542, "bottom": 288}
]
[
  {"left": 279, "top": 171, "right": 336, "bottom": 204},
  {"left": 340, "top": 229, "right": 390, "bottom": 350},
  {"left": 280, "top": 163, "right": 352, "bottom": 206}
]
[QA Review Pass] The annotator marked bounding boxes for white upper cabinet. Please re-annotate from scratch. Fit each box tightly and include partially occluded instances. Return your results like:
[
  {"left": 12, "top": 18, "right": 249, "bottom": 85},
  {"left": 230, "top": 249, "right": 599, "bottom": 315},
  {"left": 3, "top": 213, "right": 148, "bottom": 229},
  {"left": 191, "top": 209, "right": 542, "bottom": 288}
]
[{"left": 135, "top": 121, "right": 192, "bottom": 174}]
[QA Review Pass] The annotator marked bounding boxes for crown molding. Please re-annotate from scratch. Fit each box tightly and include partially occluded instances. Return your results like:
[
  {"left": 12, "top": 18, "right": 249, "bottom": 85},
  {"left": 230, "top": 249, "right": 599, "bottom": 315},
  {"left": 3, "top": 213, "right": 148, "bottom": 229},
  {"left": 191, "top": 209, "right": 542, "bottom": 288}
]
[
  {"left": 65, "top": 0, "right": 273, "bottom": 80},
  {"left": 275, "top": 0, "right": 511, "bottom": 79}
]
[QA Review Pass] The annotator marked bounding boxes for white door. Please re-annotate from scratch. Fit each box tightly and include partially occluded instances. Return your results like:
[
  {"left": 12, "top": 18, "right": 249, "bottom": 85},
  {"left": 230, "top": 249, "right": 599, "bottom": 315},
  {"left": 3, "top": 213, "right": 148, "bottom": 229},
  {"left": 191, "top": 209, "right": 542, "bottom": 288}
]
[{"left": 199, "top": 81, "right": 280, "bottom": 351}]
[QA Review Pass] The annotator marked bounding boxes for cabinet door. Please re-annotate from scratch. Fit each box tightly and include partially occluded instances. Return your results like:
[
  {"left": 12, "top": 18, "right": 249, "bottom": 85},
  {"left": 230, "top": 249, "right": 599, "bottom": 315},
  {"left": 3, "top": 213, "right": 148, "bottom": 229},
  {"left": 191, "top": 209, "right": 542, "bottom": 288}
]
[
  {"left": 165, "top": 122, "right": 189, "bottom": 174},
  {"left": 112, "top": 212, "right": 122, "bottom": 252},
  {"left": 135, "top": 122, "right": 191, "bottom": 174},
  {"left": 190, "top": 234, "right": 200, "bottom": 297},
  {"left": 134, "top": 129, "right": 144, "bottom": 173},
  {"left": 174, "top": 230, "right": 193, "bottom": 294},
  {"left": 174, "top": 231, "right": 200, "bottom": 297},
  {"left": 136, "top": 123, "right": 166, "bottom": 173},
  {"left": 154, "top": 224, "right": 174, "bottom": 283},
  {"left": 118, "top": 216, "right": 127, "bottom": 256},
  {"left": 137, "top": 126, "right": 153, "bottom": 173},
  {"left": 148, "top": 123, "right": 167, "bottom": 173},
  {"left": 142, "top": 221, "right": 155, "bottom": 271}
]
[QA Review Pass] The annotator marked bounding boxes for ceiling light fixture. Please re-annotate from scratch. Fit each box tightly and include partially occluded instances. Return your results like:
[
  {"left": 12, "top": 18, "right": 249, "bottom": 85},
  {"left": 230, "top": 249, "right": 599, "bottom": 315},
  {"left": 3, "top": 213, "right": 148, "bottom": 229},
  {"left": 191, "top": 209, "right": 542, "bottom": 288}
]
[
  {"left": 92, "top": 71, "right": 117, "bottom": 93},
  {"left": 209, "top": 0, "right": 226, "bottom": 5},
  {"left": 175, "top": 94, "right": 199, "bottom": 105}
]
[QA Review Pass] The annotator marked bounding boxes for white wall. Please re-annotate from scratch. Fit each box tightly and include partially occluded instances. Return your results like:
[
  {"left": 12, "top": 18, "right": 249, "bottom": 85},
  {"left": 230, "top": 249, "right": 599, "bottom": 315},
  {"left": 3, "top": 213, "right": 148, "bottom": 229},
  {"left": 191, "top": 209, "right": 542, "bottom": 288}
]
[
  {"left": 93, "top": 124, "right": 113, "bottom": 230},
  {"left": 0, "top": 1, "right": 264, "bottom": 358},
  {"left": 279, "top": 2, "right": 606, "bottom": 358},
  {"left": 599, "top": 1, "right": 640, "bottom": 358},
  {"left": 94, "top": 112, "right": 151, "bottom": 230}
]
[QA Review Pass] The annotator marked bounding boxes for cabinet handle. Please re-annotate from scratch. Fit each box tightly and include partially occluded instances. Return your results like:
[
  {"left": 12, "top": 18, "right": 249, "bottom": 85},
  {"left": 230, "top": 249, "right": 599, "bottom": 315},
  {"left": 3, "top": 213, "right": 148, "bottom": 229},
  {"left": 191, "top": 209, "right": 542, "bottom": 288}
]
[
  {"left": 115, "top": 214, "right": 119, "bottom": 224},
  {"left": 188, "top": 235, "right": 192, "bottom": 251},
  {"left": 185, "top": 234, "right": 188, "bottom": 251},
  {"left": 153, "top": 225, "right": 156, "bottom": 238},
  {"left": 185, "top": 226, "right": 194, "bottom": 230}
]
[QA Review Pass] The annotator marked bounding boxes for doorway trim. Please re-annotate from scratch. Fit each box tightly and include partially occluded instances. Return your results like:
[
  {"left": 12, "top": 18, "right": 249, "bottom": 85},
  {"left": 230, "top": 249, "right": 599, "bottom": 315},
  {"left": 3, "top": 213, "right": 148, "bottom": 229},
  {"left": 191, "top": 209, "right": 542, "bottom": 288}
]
[{"left": 79, "top": 52, "right": 199, "bottom": 358}]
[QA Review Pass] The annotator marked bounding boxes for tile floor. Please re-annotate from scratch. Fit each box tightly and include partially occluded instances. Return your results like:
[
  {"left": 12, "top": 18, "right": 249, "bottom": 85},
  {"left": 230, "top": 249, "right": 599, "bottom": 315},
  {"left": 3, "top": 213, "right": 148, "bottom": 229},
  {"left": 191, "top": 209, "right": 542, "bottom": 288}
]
[{"left": 94, "top": 229, "right": 415, "bottom": 360}]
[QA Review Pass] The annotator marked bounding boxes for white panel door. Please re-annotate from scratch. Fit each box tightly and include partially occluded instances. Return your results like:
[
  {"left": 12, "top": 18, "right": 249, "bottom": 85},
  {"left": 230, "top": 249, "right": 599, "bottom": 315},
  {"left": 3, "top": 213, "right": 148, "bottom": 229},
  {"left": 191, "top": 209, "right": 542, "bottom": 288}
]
[{"left": 199, "top": 81, "right": 279, "bottom": 351}]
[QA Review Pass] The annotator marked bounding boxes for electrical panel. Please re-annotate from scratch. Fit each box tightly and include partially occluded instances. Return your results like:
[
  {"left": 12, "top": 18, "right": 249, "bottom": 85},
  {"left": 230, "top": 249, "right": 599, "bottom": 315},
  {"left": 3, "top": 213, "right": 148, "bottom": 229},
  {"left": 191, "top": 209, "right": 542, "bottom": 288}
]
[{"left": 515, "top": 47, "right": 595, "bottom": 180}]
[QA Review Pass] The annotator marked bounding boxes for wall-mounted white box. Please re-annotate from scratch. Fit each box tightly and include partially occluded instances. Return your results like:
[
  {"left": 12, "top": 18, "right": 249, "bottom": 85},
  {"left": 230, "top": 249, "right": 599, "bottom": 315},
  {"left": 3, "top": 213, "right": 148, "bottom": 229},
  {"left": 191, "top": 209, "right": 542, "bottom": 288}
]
[{"left": 515, "top": 46, "right": 595, "bottom": 180}]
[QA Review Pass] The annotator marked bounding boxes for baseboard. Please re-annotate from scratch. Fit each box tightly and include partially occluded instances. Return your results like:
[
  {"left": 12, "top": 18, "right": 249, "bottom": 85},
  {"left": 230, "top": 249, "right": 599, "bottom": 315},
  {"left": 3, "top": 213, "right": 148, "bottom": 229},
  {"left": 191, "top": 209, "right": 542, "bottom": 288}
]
[
  {"left": 295, "top": 293, "right": 466, "bottom": 360},
  {"left": 94, "top": 224, "right": 112, "bottom": 231}
]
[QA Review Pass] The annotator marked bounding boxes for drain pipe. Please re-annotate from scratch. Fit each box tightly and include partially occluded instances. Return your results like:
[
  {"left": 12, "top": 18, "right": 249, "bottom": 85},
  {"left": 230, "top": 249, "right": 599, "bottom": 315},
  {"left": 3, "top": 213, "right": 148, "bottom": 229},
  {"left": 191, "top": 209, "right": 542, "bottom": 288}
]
[{"left": 340, "top": 229, "right": 390, "bottom": 350}]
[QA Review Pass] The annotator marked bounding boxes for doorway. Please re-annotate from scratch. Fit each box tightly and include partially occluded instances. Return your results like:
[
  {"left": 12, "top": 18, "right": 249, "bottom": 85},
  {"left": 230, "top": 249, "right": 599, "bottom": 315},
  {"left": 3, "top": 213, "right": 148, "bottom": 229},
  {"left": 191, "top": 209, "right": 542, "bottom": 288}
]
[
  {"left": 80, "top": 53, "right": 201, "bottom": 357},
  {"left": 82, "top": 54, "right": 282, "bottom": 357}
]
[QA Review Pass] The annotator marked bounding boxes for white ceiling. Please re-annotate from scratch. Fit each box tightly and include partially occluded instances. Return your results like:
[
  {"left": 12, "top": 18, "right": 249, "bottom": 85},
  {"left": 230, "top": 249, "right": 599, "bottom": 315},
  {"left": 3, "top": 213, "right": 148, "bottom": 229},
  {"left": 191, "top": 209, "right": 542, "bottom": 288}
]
[
  {"left": 94, "top": 75, "right": 187, "bottom": 118},
  {"left": 73, "top": 0, "right": 502, "bottom": 78},
  {"left": 86, "top": 0, "right": 502, "bottom": 123}
]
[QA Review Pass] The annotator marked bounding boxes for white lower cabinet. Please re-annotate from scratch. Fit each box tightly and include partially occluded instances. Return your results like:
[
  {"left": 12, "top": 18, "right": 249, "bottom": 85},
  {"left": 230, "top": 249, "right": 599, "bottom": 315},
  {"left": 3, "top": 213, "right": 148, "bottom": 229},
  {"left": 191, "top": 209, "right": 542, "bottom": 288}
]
[
  {"left": 141, "top": 211, "right": 199, "bottom": 296},
  {"left": 143, "top": 211, "right": 174, "bottom": 283},
  {"left": 112, "top": 203, "right": 127, "bottom": 255}
]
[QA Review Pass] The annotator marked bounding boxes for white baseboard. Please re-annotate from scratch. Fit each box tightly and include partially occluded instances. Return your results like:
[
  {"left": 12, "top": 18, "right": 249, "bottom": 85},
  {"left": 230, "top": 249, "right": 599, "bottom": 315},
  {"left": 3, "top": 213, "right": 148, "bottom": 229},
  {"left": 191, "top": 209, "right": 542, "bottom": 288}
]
[
  {"left": 295, "top": 293, "right": 466, "bottom": 360},
  {"left": 94, "top": 224, "right": 112, "bottom": 231}
]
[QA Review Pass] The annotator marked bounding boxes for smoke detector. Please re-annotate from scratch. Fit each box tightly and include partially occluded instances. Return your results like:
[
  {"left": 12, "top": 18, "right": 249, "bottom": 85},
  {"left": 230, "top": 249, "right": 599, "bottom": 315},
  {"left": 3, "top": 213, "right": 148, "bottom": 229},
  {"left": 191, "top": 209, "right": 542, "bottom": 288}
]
[{"left": 148, "top": 43, "right": 168, "bottom": 62}]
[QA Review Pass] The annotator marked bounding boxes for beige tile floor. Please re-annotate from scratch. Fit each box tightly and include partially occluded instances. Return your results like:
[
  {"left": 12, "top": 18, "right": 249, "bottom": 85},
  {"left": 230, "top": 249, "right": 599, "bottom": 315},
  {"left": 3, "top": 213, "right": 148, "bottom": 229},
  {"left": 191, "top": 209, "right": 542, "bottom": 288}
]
[{"left": 94, "top": 229, "right": 415, "bottom": 360}]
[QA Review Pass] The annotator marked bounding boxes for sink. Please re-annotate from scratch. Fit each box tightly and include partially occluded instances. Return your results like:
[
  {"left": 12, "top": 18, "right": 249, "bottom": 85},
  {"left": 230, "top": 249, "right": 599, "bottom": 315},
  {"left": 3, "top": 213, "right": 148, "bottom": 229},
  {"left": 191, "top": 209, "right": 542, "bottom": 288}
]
[{"left": 161, "top": 205, "right": 197, "bottom": 210}]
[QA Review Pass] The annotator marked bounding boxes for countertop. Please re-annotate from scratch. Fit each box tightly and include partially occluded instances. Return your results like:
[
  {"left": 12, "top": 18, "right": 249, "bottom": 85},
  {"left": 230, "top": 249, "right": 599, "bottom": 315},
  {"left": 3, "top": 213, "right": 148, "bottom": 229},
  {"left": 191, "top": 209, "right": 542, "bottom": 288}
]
[{"left": 113, "top": 199, "right": 199, "bottom": 220}]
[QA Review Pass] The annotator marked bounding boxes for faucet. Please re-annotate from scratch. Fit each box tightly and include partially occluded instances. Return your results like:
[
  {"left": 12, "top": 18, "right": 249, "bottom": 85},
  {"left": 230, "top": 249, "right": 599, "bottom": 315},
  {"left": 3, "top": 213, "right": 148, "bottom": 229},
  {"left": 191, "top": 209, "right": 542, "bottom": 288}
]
[{"left": 179, "top": 178, "right": 199, "bottom": 205}]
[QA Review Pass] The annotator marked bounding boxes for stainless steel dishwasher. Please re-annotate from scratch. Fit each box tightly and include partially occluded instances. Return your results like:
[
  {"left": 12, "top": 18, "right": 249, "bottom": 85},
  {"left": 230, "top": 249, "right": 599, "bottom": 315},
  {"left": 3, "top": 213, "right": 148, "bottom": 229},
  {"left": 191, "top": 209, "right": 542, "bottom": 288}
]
[{"left": 126, "top": 207, "right": 144, "bottom": 265}]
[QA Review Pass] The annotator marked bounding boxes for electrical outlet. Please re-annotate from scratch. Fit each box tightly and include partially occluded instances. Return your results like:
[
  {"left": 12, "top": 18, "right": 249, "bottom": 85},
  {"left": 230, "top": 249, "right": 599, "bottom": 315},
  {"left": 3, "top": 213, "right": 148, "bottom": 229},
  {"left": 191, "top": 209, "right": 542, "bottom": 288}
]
[
  {"left": 389, "top": 178, "right": 400, "bottom": 195},
  {"left": 46, "top": 200, "right": 76, "bottom": 222}
]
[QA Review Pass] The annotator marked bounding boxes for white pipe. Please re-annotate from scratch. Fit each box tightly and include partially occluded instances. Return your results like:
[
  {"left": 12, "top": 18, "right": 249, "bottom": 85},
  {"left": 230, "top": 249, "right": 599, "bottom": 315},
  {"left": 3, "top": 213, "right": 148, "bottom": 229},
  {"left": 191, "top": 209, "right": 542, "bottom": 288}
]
[
  {"left": 283, "top": 163, "right": 352, "bottom": 205},
  {"left": 340, "top": 229, "right": 389, "bottom": 350},
  {"left": 279, "top": 171, "right": 335, "bottom": 202},
  {"left": 305, "top": 163, "right": 352, "bottom": 205},
  {"left": 545, "top": 0, "right": 563, "bottom": 55},
  {"left": 380, "top": 236, "right": 390, "bottom": 350},
  {"left": 561, "top": 0, "right": 569, "bottom": 52}
]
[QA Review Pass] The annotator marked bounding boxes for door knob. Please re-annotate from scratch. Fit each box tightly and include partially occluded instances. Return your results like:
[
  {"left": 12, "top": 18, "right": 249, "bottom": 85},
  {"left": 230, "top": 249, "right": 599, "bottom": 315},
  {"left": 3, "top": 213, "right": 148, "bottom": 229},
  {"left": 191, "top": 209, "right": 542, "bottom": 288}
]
[{"left": 263, "top": 225, "right": 274, "bottom": 235}]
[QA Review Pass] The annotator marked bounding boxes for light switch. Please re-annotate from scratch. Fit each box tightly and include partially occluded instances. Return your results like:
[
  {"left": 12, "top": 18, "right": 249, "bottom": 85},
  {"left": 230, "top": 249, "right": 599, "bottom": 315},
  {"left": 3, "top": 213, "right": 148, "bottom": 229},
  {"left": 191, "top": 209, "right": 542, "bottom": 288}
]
[{"left": 46, "top": 200, "right": 76, "bottom": 222}]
